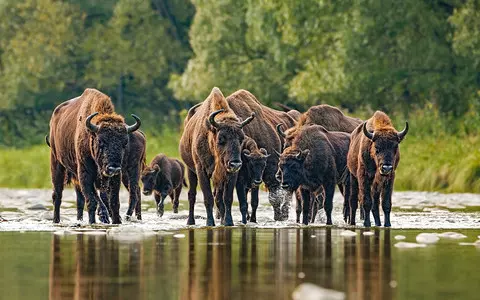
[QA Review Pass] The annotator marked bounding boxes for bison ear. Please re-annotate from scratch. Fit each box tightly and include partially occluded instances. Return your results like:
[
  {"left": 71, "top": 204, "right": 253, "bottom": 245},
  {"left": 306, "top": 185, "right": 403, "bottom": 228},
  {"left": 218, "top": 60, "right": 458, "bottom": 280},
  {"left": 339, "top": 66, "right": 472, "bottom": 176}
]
[
  {"left": 242, "top": 149, "right": 251, "bottom": 158},
  {"left": 260, "top": 148, "right": 270, "bottom": 157},
  {"left": 153, "top": 164, "right": 161, "bottom": 173}
]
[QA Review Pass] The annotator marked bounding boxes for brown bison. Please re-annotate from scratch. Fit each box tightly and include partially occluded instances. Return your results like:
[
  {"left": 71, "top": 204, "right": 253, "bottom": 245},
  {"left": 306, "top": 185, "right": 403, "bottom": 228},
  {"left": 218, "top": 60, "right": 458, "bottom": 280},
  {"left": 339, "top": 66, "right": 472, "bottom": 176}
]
[
  {"left": 46, "top": 130, "right": 146, "bottom": 221},
  {"left": 179, "top": 87, "right": 254, "bottom": 226},
  {"left": 236, "top": 136, "right": 269, "bottom": 223},
  {"left": 277, "top": 125, "right": 351, "bottom": 225},
  {"left": 226, "top": 90, "right": 297, "bottom": 221},
  {"left": 347, "top": 111, "right": 408, "bottom": 227},
  {"left": 141, "top": 154, "right": 187, "bottom": 217},
  {"left": 48, "top": 88, "right": 141, "bottom": 224}
]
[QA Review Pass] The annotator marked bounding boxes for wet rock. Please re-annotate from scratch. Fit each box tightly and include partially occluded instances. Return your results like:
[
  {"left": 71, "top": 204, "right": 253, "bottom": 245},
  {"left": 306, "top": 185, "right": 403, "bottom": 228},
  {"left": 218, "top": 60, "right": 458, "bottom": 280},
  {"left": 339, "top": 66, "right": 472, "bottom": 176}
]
[
  {"left": 363, "top": 231, "right": 374, "bottom": 236},
  {"left": 27, "top": 204, "right": 48, "bottom": 210},
  {"left": 340, "top": 230, "right": 357, "bottom": 237},
  {"left": 416, "top": 233, "right": 439, "bottom": 244},
  {"left": 292, "top": 283, "right": 345, "bottom": 300},
  {"left": 438, "top": 232, "right": 467, "bottom": 239},
  {"left": 173, "top": 233, "right": 186, "bottom": 239},
  {"left": 395, "top": 235, "right": 406, "bottom": 240},
  {"left": 394, "top": 242, "right": 427, "bottom": 248},
  {"left": 39, "top": 211, "right": 54, "bottom": 221}
]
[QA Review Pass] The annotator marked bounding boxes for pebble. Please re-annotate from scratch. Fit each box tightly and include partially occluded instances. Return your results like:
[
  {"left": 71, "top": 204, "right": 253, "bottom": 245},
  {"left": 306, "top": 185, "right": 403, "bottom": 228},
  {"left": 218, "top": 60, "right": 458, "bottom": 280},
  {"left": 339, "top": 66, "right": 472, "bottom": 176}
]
[
  {"left": 173, "top": 233, "right": 186, "bottom": 238},
  {"left": 27, "top": 204, "right": 48, "bottom": 210},
  {"left": 340, "top": 230, "right": 357, "bottom": 237},
  {"left": 292, "top": 283, "right": 345, "bottom": 300},
  {"left": 416, "top": 233, "right": 439, "bottom": 244},
  {"left": 437, "top": 232, "right": 467, "bottom": 239},
  {"left": 394, "top": 242, "right": 427, "bottom": 249},
  {"left": 395, "top": 235, "right": 406, "bottom": 240},
  {"left": 362, "top": 231, "right": 374, "bottom": 236}
]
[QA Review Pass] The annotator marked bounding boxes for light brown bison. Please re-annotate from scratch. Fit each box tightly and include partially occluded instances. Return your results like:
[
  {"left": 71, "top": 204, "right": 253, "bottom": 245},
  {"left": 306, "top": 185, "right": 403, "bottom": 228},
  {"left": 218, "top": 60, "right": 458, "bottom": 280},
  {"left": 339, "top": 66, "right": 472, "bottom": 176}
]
[
  {"left": 141, "top": 154, "right": 187, "bottom": 217},
  {"left": 179, "top": 87, "right": 254, "bottom": 226},
  {"left": 46, "top": 130, "right": 146, "bottom": 221},
  {"left": 236, "top": 136, "right": 269, "bottom": 223},
  {"left": 226, "top": 90, "right": 297, "bottom": 221},
  {"left": 48, "top": 88, "right": 141, "bottom": 224},
  {"left": 347, "top": 111, "right": 408, "bottom": 227},
  {"left": 277, "top": 125, "right": 351, "bottom": 225}
]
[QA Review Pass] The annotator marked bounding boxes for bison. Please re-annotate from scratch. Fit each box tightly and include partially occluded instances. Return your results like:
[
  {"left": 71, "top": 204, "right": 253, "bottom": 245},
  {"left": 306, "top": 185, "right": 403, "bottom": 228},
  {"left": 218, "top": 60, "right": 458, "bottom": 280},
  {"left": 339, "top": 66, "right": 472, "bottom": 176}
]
[
  {"left": 277, "top": 125, "right": 351, "bottom": 225},
  {"left": 141, "top": 154, "right": 187, "bottom": 217},
  {"left": 235, "top": 136, "right": 270, "bottom": 223},
  {"left": 48, "top": 88, "right": 141, "bottom": 224},
  {"left": 46, "top": 130, "right": 146, "bottom": 221},
  {"left": 347, "top": 111, "right": 408, "bottom": 227},
  {"left": 179, "top": 87, "right": 254, "bottom": 226},
  {"left": 226, "top": 90, "right": 297, "bottom": 221}
]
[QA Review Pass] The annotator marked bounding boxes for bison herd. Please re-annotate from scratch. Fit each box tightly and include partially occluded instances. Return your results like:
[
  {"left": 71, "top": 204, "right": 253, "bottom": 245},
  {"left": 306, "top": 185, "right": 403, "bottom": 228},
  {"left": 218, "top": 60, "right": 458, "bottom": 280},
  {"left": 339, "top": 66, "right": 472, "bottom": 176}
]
[{"left": 46, "top": 87, "right": 408, "bottom": 228}]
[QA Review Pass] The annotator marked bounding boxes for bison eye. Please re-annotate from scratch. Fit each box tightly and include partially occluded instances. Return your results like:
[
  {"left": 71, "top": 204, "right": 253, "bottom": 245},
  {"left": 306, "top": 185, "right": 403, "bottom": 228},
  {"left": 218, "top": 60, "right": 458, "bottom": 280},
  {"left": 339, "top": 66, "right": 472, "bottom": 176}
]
[{"left": 375, "top": 148, "right": 380, "bottom": 154}]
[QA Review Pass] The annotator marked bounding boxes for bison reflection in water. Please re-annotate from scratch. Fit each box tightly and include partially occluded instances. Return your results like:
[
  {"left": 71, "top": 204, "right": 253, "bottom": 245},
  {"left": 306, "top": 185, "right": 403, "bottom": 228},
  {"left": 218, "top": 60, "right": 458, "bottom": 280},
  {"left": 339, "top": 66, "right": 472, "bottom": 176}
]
[
  {"left": 48, "top": 88, "right": 141, "bottom": 224},
  {"left": 180, "top": 87, "right": 254, "bottom": 226},
  {"left": 141, "top": 154, "right": 187, "bottom": 217},
  {"left": 347, "top": 111, "right": 408, "bottom": 227}
]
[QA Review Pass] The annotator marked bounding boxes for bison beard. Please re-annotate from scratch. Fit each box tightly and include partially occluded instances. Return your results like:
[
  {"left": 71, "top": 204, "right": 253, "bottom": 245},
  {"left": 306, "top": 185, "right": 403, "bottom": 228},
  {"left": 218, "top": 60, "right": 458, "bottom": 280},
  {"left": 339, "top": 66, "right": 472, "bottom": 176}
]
[
  {"left": 347, "top": 111, "right": 408, "bottom": 227},
  {"left": 141, "top": 154, "right": 187, "bottom": 218},
  {"left": 179, "top": 87, "right": 254, "bottom": 226},
  {"left": 48, "top": 88, "right": 141, "bottom": 224}
]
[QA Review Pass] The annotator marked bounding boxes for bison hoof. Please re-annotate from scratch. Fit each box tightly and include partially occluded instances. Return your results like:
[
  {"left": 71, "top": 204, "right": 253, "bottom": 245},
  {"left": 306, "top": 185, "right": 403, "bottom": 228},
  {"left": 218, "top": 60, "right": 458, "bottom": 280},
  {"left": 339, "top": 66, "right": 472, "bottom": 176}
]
[
  {"left": 99, "top": 215, "right": 110, "bottom": 224},
  {"left": 53, "top": 218, "right": 60, "bottom": 224},
  {"left": 384, "top": 222, "right": 391, "bottom": 227},
  {"left": 250, "top": 215, "right": 257, "bottom": 223},
  {"left": 206, "top": 218, "right": 215, "bottom": 226},
  {"left": 157, "top": 204, "right": 164, "bottom": 217},
  {"left": 112, "top": 218, "right": 122, "bottom": 225},
  {"left": 363, "top": 220, "right": 371, "bottom": 228},
  {"left": 173, "top": 208, "right": 178, "bottom": 214},
  {"left": 187, "top": 217, "right": 195, "bottom": 225},
  {"left": 125, "top": 215, "right": 131, "bottom": 222},
  {"left": 136, "top": 214, "right": 142, "bottom": 221}
]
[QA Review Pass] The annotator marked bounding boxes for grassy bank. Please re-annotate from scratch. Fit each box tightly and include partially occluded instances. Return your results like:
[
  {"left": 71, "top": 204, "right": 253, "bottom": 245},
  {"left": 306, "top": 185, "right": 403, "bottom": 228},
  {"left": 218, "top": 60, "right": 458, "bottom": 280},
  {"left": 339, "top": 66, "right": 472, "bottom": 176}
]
[{"left": 1, "top": 109, "right": 479, "bottom": 193}]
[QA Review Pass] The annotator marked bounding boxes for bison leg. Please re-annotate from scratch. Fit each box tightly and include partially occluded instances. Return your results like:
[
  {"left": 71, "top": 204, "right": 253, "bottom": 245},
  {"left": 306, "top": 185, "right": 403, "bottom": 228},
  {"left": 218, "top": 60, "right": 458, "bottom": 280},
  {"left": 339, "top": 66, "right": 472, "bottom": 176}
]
[
  {"left": 280, "top": 190, "right": 293, "bottom": 221},
  {"left": 79, "top": 162, "right": 109, "bottom": 224},
  {"left": 348, "top": 176, "right": 359, "bottom": 226},
  {"left": 51, "top": 156, "right": 66, "bottom": 224},
  {"left": 122, "top": 171, "right": 141, "bottom": 221},
  {"left": 187, "top": 169, "right": 198, "bottom": 225},
  {"left": 358, "top": 175, "right": 373, "bottom": 228},
  {"left": 155, "top": 192, "right": 164, "bottom": 217},
  {"left": 268, "top": 186, "right": 283, "bottom": 221},
  {"left": 323, "top": 182, "right": 335, "bottom": 225},
  {"left": 173, "top": 185, "right": 182, "bottom": 213},
  {"left": 295, "top": 189, "right": 302, "bottom": 223},
  {"left": 250, "top": 188, "right": 259, "bottom": 223},
  {"left": 215, "top": 186, "right": 226, "bottom": 223},
  {"left": 381, "top": 178, "right": 394, "bottom": 227},
  {"left": 74, "top": 183, "right": 85, "bottom": 221},
  {"left": 235, "top": 181, "right": 248, "bottom": 224},
  {"left": 372, "top": 184, "right": 382, "bottom": 227},
  {"left": 222, "top": 174, "right": 238, "bottom": 226},
  {"left": 197, "top": 168, "right": 215, "bottom": 226},
  {"left": 107, "top": 176, "right": 122, "bottom": 224},
  {"left": 300, "top": 188, "right": 310, "bottom": 225}
]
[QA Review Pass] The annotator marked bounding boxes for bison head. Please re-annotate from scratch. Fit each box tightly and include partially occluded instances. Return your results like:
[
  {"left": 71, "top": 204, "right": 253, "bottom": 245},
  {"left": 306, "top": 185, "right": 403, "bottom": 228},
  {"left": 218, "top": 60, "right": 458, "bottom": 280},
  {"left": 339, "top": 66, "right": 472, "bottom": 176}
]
[
  {"left": 207, "top": 109, "right": 255, "bottom": 173},
  {"left": 363, "top": 121, "right": 408, "bottom": 176},
  {"left": 86, "top": 112, "right": 141, "bottom": 177},
  {"left": 141, "top": 165, "right": 161, "bottom": 196},
  {"left": 276, "top": 147, "right": 310, "bottom": 191},
  {"left": 242, "top": 148, "right": 270, "bottom": 188}
]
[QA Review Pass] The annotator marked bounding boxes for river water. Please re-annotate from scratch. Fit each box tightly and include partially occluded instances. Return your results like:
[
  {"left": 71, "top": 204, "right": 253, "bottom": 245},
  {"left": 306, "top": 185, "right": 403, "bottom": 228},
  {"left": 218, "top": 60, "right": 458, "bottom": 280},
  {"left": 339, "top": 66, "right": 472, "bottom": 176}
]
[{"left": 1, "top": 188, "right": 480, "bottom": 299}]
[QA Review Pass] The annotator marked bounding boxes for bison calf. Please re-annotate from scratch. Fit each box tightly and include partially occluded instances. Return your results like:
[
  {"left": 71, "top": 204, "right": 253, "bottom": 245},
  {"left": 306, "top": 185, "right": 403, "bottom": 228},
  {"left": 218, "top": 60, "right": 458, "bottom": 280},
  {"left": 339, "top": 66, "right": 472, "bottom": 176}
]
[
  {"left": 347, "top": 111, "right": 408, "bottom": 227},
  {"left": 141, "top": 154, "right": 187, "bottom": 217}
]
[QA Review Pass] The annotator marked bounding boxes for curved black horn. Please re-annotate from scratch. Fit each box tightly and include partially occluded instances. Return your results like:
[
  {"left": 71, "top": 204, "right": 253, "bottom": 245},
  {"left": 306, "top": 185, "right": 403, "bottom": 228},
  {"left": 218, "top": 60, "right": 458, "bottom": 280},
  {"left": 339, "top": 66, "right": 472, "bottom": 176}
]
[
  {"left": 273, "top": 149, "right": 282, "bottom": 157},
  {"left": 127, "top": 114, "right": 141, "bottom": 133},
  {"left": 208, "top": 109, "right": 224, "bottom": 128},
  {"left": 397, "top": 121, "right": 409, "bottom": 140},
  {"left": 276, "top": 123, "right": 286, "bottom": 138},
  {"left": 45, "top": 134, "right": 51, "bottom": 147},
  {"left": 240, "top": 112, "right": 255, "bottom": 128},
  {"left": 362, "top": 122, "right": 374, "bottom": 140},
  {"left": 86, "top": 112, "right": 99, "bottom": 133}
]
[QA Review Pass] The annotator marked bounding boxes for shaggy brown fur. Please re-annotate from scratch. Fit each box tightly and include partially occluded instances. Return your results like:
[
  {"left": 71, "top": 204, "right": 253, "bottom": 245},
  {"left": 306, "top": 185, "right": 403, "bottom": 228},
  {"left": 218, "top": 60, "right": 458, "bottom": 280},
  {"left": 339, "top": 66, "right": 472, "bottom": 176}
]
[
  {"left": 226, "top": 89, "right": 297, "bottom": 221},
  {"left": 179, "top": 87, "right": 254, "bottom": 226},
  {"left": 347, "top": 111, "right": 408, "bottom": 227},
  {"left": 141, "top": 154, "right": 187, "bottom": 217},
  {"left": 48, "top": 88, "right": 141, "bottom": 224},
  {"left": 277, "top": 125, "right": 351, "bottom": 225},
  {"left": 235, "top": 136, "right": 269, "bottom": 223}
]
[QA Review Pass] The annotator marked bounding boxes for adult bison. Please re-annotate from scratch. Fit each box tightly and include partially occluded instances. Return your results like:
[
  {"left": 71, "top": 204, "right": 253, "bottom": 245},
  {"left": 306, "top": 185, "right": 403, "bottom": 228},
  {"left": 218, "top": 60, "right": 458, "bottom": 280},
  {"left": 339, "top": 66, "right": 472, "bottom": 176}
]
[
  {"left": 277, "top": 125, "right": 351, "bottom": 225},
  {"left": 347, "top": 111, "right": 408, "bottom": 227},
  {"left": 48, "top": 88, "right": 141, "bottom": 224},
  {"left": 46, "top": 130, "right": 146, "bottom": 221},
  {"left": 226, "top": 90, "right": 297, "bottom": 221},
  {"left": 179, "top": 87, "right": 254, "bottom": 226}
]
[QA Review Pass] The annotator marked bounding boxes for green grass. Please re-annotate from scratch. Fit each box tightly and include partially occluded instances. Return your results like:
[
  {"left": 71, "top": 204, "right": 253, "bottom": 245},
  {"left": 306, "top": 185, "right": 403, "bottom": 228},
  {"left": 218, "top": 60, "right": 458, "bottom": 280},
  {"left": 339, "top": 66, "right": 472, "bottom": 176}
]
[{"left": 1, "top": 109, "right": 480, "bottom": 193}]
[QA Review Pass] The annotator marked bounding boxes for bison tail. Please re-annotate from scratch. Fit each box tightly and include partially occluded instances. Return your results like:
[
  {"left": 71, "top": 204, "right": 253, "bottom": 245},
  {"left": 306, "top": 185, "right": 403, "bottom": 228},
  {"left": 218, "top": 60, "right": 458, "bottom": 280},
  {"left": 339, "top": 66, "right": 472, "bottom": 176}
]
[{"left": 183, "top": 178, "right": 188, "bottom": 188}]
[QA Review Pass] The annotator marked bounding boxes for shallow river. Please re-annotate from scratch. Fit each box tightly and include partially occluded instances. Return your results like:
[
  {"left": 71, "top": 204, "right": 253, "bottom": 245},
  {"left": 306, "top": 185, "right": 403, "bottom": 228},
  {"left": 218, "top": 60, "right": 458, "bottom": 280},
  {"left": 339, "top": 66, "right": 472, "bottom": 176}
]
[{"left": 1, "top": 189, "right": 480, "bottom": 299}]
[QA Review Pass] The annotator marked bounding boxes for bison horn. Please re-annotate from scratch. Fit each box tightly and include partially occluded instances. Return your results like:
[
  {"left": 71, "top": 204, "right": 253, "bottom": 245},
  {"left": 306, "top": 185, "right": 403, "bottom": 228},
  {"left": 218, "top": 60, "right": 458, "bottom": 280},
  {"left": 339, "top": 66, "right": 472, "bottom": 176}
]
[
  {"left": 127, "top": 114, "right": 141, "bottom": 133},
  {"left": 242, "top": 149, "right": 251, "bottom": 157},
  {"left": 276, "top": 123, "right": 286, "bottom": 138},
  {"left": 45, "top": 134, "right": 51, "bottom": 147},
  {"left": 240, "top": 112, "right": 255, "bottom": 128},
  {"left": 397, "top": 121, "right": 409, "bottom": 141},
  {"left": 260, "top": 148, "right": 270, "bottom": 157},
  {"left": 86, "top": 112, "right": 99, "bottom": 133},
  {"left": 273, "top": 149, "right": 282, "bottom": 157},
  {"left": 362, "top": 122, "right": 374, "bottom": 140},
  {"left": 208, "top": 109, "right": 224, "bottom": 128}
]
